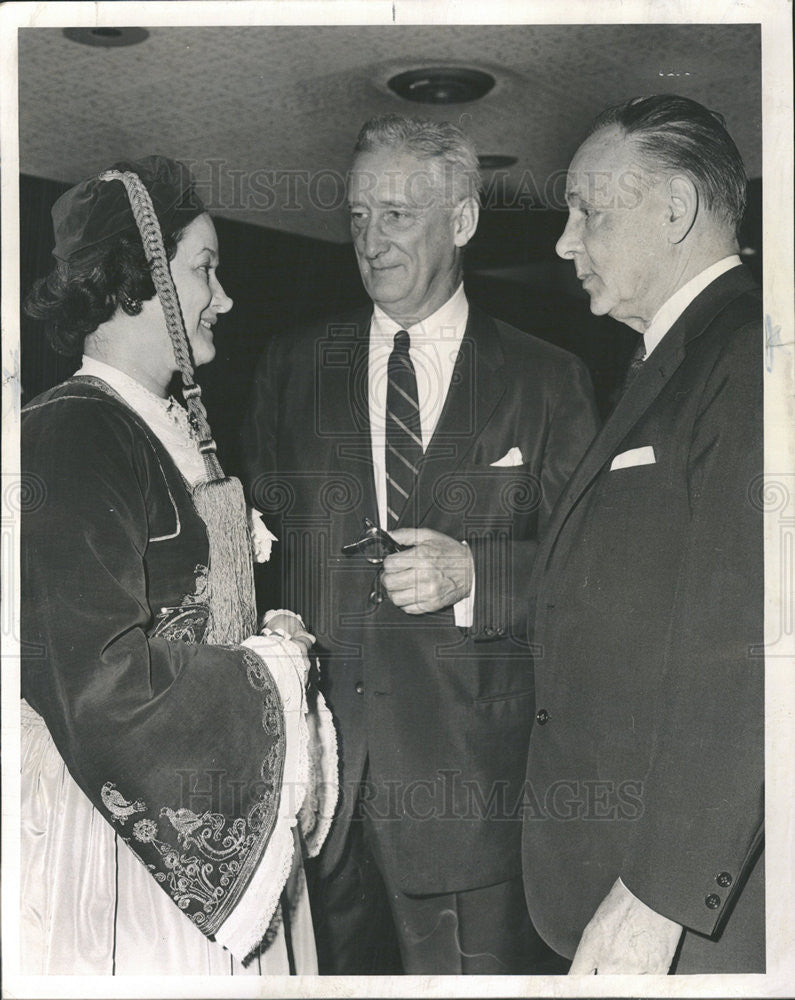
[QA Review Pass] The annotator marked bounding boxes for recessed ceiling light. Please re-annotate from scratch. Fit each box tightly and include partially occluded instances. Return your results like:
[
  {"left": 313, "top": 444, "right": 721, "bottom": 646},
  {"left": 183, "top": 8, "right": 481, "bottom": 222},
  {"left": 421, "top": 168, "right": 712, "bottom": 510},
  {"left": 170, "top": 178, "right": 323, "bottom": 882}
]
[
  {"left": 478, "top": 155, "right": 518, "bottom": 170},
  {"left": 387, "top": 67, "right": 495, "bottom": 104},
  {"left": 63, "top": 27, "right": 149, "bottom": 48}
]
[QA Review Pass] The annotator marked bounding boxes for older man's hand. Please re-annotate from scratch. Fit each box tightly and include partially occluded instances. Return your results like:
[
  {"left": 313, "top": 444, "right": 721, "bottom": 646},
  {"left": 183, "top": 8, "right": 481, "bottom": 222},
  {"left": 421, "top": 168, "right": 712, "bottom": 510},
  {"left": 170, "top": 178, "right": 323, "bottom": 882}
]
[
  {"left": 569, "top": 878, "right": 683, "bottom": 975},
  {"left": 380, "top": 528, "right": 474, "bottom": 614}
]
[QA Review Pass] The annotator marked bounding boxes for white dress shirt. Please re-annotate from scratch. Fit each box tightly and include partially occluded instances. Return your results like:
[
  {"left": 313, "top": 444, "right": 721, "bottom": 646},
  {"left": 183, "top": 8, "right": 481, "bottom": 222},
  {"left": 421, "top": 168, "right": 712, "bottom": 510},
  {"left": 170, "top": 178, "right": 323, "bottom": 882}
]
[
  {"left": 368, "top": 283, "right": 475, "bottom": 625},
  {"left": 642, "top": 255, "right": 742, "bottom": 358}
]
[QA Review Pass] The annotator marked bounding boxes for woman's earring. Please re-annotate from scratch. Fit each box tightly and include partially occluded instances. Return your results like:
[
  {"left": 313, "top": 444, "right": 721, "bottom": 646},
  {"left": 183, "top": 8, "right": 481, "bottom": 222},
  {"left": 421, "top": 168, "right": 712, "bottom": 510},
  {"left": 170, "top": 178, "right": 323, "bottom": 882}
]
[{"left": 120, "top": 292, "right": 142, "bottom": 314}]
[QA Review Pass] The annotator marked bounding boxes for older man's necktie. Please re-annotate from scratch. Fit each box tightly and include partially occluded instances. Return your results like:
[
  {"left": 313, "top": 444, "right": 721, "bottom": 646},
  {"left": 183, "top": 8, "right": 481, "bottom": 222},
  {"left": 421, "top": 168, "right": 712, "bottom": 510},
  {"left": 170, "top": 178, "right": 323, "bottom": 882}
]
[
  {"left": 386, "top": 330, "right": 422, "bottom": 528},
  {"left": 620, "top": 337, "right": 647, "bottom": 395}
]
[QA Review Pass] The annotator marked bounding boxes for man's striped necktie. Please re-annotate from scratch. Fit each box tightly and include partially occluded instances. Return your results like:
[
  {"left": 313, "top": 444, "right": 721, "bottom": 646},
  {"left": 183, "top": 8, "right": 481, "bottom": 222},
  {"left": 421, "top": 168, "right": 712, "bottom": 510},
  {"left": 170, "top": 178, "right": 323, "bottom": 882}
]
[{"left": 385, "top": 329, "right": 423, "bottom": 528}]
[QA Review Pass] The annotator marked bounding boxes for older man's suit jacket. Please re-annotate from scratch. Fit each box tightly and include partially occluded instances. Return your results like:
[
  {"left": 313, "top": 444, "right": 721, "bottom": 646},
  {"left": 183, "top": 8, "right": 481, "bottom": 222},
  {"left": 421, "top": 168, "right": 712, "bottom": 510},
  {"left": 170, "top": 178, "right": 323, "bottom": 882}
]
[
  {"left": 243, "top": 302, "right": 599, "bottom": 895},
  {"left": 522, "top": 265, "right": 764, "bottom": 972}
]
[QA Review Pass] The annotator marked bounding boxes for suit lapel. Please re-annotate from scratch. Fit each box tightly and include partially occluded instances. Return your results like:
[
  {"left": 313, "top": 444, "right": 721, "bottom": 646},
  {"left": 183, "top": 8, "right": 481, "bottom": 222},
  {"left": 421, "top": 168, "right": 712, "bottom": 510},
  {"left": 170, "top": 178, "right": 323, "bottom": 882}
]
[
  {"left": 325, "top": 307, "right": 379, "bottom": 522},
  {"left": 540, "top": 265, "right": 758, "bottom": 556},
  {"left": 559, "top": 321, "right": 688, "bottom": 510},
  {"left": 408, "top": 306, "right": 507, "bottom": 527}
]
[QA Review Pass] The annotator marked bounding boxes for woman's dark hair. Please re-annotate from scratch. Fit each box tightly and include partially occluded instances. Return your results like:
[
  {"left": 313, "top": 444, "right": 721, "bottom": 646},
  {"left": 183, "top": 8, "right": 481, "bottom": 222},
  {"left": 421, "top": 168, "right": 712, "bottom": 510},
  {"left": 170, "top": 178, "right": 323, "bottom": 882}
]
[{"left": 24, "top": 206, "right": 201, "bottom": 356}]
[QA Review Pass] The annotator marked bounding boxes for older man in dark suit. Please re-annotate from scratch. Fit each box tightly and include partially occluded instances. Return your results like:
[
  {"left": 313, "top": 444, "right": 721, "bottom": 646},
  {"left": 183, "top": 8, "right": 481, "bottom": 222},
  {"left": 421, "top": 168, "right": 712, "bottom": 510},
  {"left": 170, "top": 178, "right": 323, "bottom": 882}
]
[
  {"left": 243, "top": 114, "right": 598, "bottom": 974},
  {"left": 522, "top": 95, "right": 764, "bottom": 974}
]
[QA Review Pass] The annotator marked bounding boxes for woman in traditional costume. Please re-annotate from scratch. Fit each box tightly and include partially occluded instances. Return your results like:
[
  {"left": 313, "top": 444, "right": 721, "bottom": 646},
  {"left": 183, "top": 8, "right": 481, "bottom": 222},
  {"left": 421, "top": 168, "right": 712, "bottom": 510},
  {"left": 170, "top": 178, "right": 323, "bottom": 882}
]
[{"left": 20, "top": 156, "right": 337, "bottom": 975}]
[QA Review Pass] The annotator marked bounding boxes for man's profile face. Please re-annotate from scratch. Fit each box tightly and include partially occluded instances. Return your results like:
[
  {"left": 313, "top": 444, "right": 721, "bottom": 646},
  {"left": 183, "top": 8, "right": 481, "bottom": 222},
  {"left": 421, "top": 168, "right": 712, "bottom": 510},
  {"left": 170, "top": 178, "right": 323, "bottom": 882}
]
[
  {"left": 348, "top": 145, "right": 465, "bottom": 325},
  {"left": 556, "top": 127, "right": 672, "bottom": 331}
]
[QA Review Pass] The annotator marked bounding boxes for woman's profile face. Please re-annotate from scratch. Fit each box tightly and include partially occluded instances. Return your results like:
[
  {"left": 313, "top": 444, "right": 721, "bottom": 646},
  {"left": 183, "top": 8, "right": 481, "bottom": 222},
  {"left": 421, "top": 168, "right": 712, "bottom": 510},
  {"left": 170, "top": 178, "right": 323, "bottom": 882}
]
[{"left": 168, "top": 213, "right": 233, "bottom": 367}]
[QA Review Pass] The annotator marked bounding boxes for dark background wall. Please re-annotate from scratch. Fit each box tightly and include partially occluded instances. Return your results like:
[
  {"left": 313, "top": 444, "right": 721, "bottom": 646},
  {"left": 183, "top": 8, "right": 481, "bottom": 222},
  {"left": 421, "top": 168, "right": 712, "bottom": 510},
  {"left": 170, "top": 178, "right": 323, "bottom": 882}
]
[{"left": 19, "top": 174, "right": 762, "bottom": 476}]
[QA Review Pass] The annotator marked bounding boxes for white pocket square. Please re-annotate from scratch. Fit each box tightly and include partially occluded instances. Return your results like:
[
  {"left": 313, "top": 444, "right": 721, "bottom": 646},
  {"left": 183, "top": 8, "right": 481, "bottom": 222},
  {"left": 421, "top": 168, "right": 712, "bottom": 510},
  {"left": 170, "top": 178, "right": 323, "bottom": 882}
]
[
  {"left": 491, "top": 446, "right": 524, "bottom": 467},
  {"left": 610, "top": 445, "right": 656, "bottom": 471}
]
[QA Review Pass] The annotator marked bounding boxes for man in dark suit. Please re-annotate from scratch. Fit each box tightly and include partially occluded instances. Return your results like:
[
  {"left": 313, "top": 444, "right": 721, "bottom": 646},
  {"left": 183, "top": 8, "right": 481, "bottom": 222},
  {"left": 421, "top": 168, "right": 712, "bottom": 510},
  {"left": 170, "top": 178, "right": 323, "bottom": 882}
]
[
  {"left": 522, "top": 95, "right": 764, "bottom": 974},
  {"left": 243, "top": 114, "right": 599, "bottom": 974}
]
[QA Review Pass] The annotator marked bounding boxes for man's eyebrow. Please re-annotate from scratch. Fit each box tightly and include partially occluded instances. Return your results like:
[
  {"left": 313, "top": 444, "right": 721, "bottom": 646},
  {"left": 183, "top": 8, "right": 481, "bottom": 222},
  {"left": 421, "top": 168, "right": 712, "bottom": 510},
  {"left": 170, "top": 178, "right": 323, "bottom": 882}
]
[{"left": 347, "top": 198, "right": 413, "bottom": 209}]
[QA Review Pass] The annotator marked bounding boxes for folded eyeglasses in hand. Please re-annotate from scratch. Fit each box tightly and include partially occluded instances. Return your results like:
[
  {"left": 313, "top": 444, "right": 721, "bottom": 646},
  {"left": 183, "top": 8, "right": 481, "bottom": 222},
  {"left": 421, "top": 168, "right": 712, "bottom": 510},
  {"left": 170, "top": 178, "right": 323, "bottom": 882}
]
[{"left": 341, "top": 516, "right": 412, "bottom": 565}]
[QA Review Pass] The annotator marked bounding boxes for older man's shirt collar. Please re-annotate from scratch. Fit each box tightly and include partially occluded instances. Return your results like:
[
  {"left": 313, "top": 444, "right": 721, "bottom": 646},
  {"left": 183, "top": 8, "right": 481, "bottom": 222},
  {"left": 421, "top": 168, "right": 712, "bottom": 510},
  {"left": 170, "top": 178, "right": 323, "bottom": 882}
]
[
  {"left": 643, "top": 255, "right": 742, "bottom": 358},
  {"left": 370, "top": 282, "right": 468, "bottom": 346}
]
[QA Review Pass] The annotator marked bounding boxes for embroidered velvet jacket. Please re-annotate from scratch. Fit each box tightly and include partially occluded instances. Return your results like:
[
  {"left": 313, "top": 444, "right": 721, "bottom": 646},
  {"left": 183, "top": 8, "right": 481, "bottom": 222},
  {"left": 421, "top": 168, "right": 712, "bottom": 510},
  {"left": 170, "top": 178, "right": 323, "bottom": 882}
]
[{"left": 21, "top": 379, "right": 288, "bottom": 951}]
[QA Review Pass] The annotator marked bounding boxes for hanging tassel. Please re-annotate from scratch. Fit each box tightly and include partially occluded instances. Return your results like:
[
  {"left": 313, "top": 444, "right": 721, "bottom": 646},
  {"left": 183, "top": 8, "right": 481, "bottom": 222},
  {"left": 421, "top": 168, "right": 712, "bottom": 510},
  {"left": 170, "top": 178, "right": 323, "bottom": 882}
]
[{"left": 192, "top": 475, "right": 257, "bottom": 645}]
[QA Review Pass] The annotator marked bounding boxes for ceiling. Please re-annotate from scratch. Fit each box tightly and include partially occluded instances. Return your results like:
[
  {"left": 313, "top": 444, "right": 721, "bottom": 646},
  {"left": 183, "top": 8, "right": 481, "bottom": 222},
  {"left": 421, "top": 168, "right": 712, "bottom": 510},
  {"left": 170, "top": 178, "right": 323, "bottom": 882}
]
[{"left": 17, "top": 23, "right": 762, "bottom": 244}]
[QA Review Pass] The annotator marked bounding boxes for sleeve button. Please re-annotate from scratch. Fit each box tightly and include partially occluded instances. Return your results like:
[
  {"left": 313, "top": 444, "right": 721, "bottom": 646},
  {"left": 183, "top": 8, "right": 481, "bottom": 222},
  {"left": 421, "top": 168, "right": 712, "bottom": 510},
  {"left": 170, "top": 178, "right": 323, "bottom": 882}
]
[
  {"left": 535, "top": 708, "right": 550, "bottom": 725},
  {"left": 705, "top": 893, "right": 721, "bottom": 909},
  {"left": 716, "top": 871, "right": 733, "bottom": 888}
]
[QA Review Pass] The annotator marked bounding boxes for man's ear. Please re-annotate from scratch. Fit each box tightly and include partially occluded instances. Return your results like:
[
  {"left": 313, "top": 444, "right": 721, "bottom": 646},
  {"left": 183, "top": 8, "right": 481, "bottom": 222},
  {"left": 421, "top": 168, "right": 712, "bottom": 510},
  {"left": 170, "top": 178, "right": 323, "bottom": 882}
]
[
  {"left": 453, "top": 196, "right": 479, "bottom": 247},
  {"left": 666, "top": 174, "right": 698, "bottom": 244}
]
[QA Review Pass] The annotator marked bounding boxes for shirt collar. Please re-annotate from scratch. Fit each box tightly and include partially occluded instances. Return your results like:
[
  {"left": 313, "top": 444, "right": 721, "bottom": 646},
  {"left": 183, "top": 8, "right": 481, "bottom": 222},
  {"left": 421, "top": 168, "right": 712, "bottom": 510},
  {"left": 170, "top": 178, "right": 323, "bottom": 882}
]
[
  {"left": 643, "top": 255, "right": 742, "bottom": 358},
  {"left": 370, "top": 282, "right": 468, "bottom": 346}
]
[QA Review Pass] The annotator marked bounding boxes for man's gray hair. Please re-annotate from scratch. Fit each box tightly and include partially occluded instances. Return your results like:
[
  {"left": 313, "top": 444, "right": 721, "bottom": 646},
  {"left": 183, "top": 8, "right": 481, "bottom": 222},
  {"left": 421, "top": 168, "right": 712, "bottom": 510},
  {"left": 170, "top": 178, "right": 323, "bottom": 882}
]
[
  {"left": 588, "top": 94, "right": 748, "bottom": 231},
  {"left": 353, "top": 114, "right": 482, "bottom": 205}
]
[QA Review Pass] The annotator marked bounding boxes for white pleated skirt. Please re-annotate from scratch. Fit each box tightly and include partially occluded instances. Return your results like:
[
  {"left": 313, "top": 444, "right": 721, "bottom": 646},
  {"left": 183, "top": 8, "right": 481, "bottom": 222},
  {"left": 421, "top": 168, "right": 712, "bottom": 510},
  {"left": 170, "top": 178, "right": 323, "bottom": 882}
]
[{"left": 20, "top": 701, "right": 318, "bottom": 976}]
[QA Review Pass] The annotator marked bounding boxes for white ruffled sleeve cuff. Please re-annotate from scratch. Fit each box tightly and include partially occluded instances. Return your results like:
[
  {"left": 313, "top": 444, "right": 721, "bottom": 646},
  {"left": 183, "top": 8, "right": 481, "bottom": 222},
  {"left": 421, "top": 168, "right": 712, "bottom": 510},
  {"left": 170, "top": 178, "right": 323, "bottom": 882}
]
[
  {"left": 298, "top": 687, "right": 339, "bottom": 858},
  {"left": 212, "top": 633, "right": 309, "bottom": 961}
]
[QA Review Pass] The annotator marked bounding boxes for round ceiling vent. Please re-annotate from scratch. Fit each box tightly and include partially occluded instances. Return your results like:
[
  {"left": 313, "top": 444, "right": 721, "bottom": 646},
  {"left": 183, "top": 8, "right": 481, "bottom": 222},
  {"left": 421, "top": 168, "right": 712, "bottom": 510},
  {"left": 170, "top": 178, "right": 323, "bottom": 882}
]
[
  {"left": 63, "top": 27, "right": 149, "bottom": 48},
  {"left": 387, "top": 67, "right": 495, "bottom": 104}
]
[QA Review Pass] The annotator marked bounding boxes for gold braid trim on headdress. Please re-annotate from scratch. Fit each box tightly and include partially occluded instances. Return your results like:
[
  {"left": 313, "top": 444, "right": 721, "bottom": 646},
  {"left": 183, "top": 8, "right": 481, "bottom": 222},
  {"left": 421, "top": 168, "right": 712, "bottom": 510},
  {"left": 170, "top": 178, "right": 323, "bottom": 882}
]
[{"left": 98, "top": 169, "right": 256, "bottom": 644}]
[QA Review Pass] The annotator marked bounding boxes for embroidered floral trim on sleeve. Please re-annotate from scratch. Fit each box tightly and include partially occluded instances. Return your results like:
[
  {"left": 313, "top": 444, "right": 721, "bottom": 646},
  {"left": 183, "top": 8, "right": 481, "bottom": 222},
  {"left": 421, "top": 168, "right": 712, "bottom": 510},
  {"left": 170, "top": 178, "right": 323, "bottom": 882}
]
[
  {"left": 150, "top": 565, "right": 210, "bottom": 642},
  {"left": 98, "top": 646, "right": 286, "bottom": 944}
]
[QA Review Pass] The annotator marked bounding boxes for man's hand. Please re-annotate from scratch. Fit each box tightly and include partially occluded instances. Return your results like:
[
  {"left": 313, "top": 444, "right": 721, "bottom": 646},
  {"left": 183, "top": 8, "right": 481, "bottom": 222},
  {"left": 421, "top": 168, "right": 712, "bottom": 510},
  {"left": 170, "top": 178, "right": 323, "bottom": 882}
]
[
  {"left": 569, "top": 878, "right": 682, "bottom": 975},
  {"left": 380, "top": 528, "right": 474, "bottom": 614}
]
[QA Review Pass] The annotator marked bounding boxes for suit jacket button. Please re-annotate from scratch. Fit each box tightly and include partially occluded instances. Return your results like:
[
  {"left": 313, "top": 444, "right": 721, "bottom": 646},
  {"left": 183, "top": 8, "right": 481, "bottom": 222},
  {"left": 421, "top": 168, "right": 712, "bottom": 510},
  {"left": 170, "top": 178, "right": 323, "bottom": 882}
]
[
  {"left": 483, "top": 626, "right": 495, "bottom": 637},
  {"left": 355, "top": 681, "right": 365, "bottom": 695},
  {"left": 716, "top": 871, "right": 733, "bottom": 888},
  {"left": 536, "top": 708, "right": 549, "bottom": 725},
  {"left": 705, "top": 893, "right": 721, "bottom": 909}
]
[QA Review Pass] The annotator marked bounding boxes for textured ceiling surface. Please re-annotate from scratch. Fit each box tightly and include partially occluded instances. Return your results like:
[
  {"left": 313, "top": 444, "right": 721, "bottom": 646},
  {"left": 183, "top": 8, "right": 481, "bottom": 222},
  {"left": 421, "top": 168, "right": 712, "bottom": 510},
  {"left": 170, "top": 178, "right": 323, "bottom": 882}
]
[{"left": 17, "top": 24, "right": 761, "bottom": 242}]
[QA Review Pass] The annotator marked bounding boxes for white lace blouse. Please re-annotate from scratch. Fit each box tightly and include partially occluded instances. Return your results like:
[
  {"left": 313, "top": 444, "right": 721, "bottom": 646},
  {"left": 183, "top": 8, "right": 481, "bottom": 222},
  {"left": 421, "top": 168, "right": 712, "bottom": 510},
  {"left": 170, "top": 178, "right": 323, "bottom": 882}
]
[{"left": 75, "top": 356, "right": 276, "bottom": 560}]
